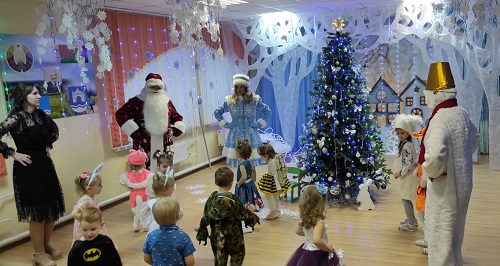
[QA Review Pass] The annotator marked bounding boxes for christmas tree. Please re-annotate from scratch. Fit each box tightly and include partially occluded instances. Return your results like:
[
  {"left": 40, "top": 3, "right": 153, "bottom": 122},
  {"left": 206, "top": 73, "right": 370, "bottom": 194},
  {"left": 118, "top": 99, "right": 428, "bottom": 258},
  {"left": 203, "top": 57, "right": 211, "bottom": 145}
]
[{"left": 298, "top": 24, "right": 391, "bottom": 206}]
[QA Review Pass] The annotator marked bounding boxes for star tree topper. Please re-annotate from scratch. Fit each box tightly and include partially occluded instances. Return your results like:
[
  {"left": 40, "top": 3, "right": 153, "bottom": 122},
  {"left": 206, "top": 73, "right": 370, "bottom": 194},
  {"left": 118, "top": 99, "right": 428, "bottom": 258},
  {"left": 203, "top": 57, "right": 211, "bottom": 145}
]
[{"left": 332, "top": 18, "right": 345, "bottom": 32}]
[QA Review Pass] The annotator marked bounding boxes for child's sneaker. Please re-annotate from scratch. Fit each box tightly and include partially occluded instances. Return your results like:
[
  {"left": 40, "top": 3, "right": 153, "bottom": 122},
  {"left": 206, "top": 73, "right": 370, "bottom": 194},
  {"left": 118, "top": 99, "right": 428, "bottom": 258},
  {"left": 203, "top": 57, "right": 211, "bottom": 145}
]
[
  {"left": 415, "top": 239, "right": 428, "bottom": 247},
  {"left": 422, "top": 248, "right": 428, "bottom": 255},
  {"left": 242, "top": 226, "right": 253, "bottom": 233},
  {"left": 241, "top": 221, "right": 253, "bottom": 233},
  {"left": 400, "top": 218, "right": 418, "bottom": 226},
  {"left": 398, "top": 223, "right": 417, "bottom": 232}
]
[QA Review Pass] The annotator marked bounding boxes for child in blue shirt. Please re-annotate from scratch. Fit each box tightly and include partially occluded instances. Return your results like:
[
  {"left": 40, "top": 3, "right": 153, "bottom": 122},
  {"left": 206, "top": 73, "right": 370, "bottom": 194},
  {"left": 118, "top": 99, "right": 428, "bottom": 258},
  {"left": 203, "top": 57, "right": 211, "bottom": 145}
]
[{"left": 142, "top": 197, "right": 195, "bottom": 266}]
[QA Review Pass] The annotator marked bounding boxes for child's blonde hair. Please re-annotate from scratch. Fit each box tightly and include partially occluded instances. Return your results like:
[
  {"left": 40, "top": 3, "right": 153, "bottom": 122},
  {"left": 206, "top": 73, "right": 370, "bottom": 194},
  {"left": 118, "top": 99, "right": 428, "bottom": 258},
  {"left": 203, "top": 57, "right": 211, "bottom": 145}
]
[
  {"left": 80, "top": 207, "right": 103, "bottom": 224},
  {"left": 153, "top": 150, "right": 174, "bottom": 167},
  {"left": 152, "top": 197, "right": 180, "bottom": 225},
  {"left": 299, "top": 185, "right": 326, "bottom": 229},
  {"left": 75, "top": 172, "right": 101, "bottom": 196},
  {"left": 151, "top": 172, "right": 175, "bottom": 197},
  {"left": 257, "top": 143, "right": 276, "bottom": 159}
]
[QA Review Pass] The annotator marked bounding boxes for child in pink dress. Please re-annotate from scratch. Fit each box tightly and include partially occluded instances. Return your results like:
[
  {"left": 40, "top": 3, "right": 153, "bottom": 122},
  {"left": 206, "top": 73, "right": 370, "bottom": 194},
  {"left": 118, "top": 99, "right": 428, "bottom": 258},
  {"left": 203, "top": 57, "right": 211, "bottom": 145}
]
[
  {"left": 119, "top": 150, "right": 151, "bottom": 231},
  {"left": 71, "top": 163, "right": 108, "bottom": 244}
]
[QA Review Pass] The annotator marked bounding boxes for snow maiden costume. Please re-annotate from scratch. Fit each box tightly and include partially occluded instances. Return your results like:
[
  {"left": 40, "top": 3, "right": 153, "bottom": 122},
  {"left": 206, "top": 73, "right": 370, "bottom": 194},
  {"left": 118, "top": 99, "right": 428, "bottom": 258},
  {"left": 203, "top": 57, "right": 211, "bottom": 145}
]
[
  {"left": 214, "top": 74, "right": 271, "bottom": 167},
  {"left": 421, "top": 62, "right": 479, "bottom": 266}
]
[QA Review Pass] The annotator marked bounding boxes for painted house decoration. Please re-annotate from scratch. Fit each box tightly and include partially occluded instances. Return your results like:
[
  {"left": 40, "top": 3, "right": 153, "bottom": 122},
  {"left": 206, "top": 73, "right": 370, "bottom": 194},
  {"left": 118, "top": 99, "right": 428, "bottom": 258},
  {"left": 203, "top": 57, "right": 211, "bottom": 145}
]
[
  {"left": 368, "top": 77, "right": 401, "bottom": 127},
  {"left": 398, "top": 75, "right": 430, "bottom": 123}
]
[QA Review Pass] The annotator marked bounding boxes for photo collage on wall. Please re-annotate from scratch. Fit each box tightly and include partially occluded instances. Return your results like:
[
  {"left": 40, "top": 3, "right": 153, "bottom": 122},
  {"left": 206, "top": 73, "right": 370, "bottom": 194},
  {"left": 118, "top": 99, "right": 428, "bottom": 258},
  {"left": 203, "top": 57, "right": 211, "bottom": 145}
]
[{"left": 0, "top": 34, "right": 99, "bottom": 119}]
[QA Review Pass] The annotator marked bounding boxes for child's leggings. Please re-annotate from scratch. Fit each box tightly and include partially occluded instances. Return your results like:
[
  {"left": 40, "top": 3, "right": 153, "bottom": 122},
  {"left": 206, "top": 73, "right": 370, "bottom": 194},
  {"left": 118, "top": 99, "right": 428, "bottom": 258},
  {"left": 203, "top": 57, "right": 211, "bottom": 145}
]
[
  {"left": 263, "top": 194, "right": 280, "bottom": 213},
  {"left": 402, "top": 198, "right": 417, "bottom": 224}
]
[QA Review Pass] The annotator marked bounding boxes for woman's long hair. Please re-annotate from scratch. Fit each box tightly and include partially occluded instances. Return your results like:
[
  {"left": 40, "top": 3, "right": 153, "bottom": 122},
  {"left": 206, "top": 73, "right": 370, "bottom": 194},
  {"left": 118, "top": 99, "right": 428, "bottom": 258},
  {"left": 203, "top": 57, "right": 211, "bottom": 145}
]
[{"left": 9, "top": 82, "right": 38, "bottom": 115}]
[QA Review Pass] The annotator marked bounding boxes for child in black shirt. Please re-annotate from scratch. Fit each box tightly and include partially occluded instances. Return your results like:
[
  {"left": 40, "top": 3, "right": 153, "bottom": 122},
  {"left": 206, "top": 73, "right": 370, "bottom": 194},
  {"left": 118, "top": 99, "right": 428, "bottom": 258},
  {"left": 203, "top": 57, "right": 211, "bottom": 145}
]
[{"left": 68, "top": 207, "right": 122, "bottom": 265}]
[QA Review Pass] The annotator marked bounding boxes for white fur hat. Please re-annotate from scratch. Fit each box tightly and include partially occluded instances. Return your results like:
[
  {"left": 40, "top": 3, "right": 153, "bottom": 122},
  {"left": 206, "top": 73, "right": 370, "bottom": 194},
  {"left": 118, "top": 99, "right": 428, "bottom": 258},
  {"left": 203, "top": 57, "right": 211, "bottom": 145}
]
[
  {"left": 145, "top": 73, "right": 164, "bottom": 90},
  {"left": 233, "top": 74, "right": 249, "bottom": 88},
  {"left": 392, "top": 114, "right": 423, "bottom": 134}
]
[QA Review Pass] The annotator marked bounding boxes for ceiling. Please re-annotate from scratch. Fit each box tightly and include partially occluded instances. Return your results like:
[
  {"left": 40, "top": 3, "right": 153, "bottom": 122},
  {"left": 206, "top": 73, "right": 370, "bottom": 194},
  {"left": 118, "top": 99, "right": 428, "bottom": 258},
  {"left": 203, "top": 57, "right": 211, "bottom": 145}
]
[{"left": 105, "top": 0, "right": 404, "bottom": 21}]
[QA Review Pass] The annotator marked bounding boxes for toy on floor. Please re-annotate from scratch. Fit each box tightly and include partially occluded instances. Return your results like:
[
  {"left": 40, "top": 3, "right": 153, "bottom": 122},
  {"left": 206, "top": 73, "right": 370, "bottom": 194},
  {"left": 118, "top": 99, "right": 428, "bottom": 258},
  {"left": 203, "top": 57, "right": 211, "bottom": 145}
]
[{"left": 357, "top": 179, "right": 375, "bottom": 211}]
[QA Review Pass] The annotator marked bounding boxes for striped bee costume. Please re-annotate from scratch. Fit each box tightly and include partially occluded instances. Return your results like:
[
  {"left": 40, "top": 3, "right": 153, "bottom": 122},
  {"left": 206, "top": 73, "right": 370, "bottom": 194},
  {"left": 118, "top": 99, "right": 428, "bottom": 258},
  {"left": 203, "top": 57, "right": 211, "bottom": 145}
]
[{"left": 257, "top": 154, "right": 291, "bottom": 194}]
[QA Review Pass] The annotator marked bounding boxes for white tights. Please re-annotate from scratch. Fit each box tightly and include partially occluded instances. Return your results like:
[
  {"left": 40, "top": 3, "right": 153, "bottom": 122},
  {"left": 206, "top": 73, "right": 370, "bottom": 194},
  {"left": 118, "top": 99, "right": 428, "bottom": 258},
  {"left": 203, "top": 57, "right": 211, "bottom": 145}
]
[
  {"left": 416, "top": 211, "right": 427, "bottom": 241},
  {"left": 263, "top": 194, "right": 280, "bottom": 213}
]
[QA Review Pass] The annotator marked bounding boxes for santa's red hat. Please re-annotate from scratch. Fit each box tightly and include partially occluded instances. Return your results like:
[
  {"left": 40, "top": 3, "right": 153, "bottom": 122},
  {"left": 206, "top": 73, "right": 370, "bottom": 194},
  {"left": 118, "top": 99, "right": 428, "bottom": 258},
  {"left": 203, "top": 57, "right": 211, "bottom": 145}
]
[
  {"left": 145, "top": 73, "right": 164, "bottom": 90},
  {"left": 128, "top": 149, "right": 147, "bottom": 165}
]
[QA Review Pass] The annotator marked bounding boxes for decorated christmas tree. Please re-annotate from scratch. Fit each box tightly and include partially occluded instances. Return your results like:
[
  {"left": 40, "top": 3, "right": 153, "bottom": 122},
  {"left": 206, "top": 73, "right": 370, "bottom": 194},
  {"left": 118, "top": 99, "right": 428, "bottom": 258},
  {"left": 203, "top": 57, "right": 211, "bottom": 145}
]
[{"left": 298, "top": 21, "right": 391, "bottom": 206}]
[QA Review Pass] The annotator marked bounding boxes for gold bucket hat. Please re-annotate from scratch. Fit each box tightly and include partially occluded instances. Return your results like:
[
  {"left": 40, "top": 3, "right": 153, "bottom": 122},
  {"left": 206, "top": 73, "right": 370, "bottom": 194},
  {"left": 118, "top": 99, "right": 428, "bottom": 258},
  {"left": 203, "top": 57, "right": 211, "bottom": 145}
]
[{"left": 425, "top": 62, "right": 455, "bottom": 94}]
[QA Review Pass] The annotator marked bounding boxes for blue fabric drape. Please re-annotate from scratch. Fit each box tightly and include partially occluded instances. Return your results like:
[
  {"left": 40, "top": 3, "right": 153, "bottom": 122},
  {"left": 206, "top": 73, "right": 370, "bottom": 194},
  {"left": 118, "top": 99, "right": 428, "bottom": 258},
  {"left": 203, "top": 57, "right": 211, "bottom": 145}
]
[
  {"left": 255, "top": 51, "right": 320, "bottom": 151},
  {"left": 293, "top": 67, "right": 318, "bottom": 150},
  {"left": 256, "top": 76, "right": 283, "bottom": 136}
]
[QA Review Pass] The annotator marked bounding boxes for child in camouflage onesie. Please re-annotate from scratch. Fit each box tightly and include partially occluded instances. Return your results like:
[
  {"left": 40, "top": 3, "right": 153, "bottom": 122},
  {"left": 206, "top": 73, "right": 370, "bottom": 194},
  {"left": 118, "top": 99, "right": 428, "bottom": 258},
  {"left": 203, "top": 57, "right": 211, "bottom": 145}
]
[{"left": 196, "top": 167, "right": 260, "bottom": 266}]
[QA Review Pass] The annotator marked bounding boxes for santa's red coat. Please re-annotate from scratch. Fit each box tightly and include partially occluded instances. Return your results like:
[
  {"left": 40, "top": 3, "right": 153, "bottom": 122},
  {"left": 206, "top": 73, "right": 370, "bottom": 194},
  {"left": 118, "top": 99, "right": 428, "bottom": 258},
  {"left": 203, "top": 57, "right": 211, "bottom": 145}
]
[{"left": 115, "top": 96, "right": 184, "bottom": 168}]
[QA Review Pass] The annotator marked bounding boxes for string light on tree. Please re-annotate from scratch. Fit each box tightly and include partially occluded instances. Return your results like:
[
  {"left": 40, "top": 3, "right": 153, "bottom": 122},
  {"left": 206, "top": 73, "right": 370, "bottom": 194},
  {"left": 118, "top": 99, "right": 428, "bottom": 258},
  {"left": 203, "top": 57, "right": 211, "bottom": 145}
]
[{"left": 298, "top": 21, "right": 392, "bottom": 206}]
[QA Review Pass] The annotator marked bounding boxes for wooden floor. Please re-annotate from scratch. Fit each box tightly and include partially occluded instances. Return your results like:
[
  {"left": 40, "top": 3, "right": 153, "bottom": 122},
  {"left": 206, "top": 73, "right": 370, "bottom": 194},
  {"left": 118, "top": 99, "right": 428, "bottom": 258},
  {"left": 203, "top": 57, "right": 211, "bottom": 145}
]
[{"left": 0, "top": 155, "right": 499, "bottom": 265}]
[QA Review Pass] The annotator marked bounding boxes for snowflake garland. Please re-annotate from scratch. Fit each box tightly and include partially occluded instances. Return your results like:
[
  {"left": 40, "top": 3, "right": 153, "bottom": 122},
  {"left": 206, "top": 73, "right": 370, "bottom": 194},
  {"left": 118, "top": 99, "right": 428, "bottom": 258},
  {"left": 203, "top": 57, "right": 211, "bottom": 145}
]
[{"left": 36, "top": 0, "right": 112, "bottom": 84}]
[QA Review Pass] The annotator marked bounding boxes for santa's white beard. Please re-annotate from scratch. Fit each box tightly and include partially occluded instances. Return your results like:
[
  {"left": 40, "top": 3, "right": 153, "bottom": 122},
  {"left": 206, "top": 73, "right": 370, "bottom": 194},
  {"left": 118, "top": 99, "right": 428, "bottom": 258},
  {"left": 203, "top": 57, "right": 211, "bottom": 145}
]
[{"left": 143, "top": 92, "right": 170, "bottom": 136}]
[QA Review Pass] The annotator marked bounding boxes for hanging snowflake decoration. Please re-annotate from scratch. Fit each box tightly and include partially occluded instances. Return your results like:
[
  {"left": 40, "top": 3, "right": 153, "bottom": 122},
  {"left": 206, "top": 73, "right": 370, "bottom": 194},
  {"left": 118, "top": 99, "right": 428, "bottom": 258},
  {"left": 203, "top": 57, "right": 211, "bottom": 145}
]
[
  {"left": 166, "top": 0, "right": 224, "bottom": 56},
  {"left": 126, "top": 70, "right": 135, "bottom": 80},
  {"left": 145, "top": 51, "right": 155, "bottom": 61},
  {"left": 35, "top": 0, "right": 112, "bottom": 84}
]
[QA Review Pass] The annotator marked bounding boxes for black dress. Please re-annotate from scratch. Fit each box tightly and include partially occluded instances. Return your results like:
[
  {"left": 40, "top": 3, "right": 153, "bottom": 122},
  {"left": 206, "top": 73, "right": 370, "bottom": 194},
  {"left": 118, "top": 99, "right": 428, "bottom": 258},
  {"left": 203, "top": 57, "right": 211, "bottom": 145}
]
[{"left": 0, "top": 109, "right": 65, "bottom": 222}]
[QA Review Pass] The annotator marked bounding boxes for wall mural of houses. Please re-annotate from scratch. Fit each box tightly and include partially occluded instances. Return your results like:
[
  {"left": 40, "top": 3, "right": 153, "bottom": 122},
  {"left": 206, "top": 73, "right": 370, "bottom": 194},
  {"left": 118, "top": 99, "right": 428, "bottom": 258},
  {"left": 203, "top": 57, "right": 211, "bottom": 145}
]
[
  {"left": 399, "top": 75, "right": 429, "bottom": 123},
  {"left": 367, "top": 77, "right": 400, "bottom": 154}
]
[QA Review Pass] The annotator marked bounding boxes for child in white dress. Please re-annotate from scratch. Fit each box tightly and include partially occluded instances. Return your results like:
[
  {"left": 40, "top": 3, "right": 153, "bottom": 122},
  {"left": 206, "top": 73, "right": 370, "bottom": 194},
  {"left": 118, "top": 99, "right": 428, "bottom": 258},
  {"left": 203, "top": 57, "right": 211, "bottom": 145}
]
[
  {"left": 286, "top": 184, "right": 344, "bottom": 266},
  {"left": 145, "top": 150, "right": 174, "bottom": 199},
  {"left": 392, "top": 114, "right": 422, "bottom": 231},
  {"left": 140, "top": 168, "right": 179, "bottom": 234}
]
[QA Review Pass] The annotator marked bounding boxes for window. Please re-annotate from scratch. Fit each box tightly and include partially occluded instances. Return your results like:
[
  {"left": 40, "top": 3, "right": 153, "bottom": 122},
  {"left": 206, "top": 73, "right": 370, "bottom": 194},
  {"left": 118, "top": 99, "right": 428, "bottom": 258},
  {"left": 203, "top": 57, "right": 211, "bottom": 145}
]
[
  {"left": 388, "top": 103, "right": 398, "bottom": 112},
  {"left": 377, "top": 103, "right": 387, "bottom": 112},
  {"left": 420, "top": 96, "right": 426, "bottom": 105},
  {"left": 376, "top": 90, "right": 387, "bottom": 100},
  {"left": 406, "top": 97, "right": 413, "bottom": 106},
  {"left": 388, "top": 114, "right": 397, "bottom": 123},
  {"left": 370, "top": 103, "right": 376, "bottom": 113},
  {"left": 377, "top": 115, "right": 387, "bottom": 127},
  {"left": 411, "top": 108, "right": 423, "bottom": 117}
]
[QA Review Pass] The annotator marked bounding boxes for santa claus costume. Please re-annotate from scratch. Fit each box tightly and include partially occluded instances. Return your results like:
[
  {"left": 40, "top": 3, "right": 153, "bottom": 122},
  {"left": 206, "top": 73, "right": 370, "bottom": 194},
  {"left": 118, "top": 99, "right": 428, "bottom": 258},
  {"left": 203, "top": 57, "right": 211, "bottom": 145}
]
[
  {"left": 421, "top": 62, "right": 480, "bottom": 266},
  {"left": 115, "top": 73, "right": 185, "bottom": 170}
]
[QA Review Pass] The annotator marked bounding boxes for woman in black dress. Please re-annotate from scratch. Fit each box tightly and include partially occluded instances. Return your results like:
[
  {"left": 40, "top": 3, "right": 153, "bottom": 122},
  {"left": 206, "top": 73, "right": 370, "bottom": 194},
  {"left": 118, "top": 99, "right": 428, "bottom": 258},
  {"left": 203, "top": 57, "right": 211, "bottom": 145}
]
[{"left": 0, "top": 83, "right": 65, "bottom": 266}]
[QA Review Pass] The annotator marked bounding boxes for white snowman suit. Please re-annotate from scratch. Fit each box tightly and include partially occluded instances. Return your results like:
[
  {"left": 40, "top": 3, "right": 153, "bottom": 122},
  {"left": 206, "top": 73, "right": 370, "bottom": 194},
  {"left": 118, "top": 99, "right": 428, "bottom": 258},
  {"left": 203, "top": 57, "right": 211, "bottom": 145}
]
[{"left": 422, "top": 66, "right": 479, "bottom": 266}]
